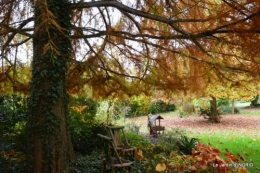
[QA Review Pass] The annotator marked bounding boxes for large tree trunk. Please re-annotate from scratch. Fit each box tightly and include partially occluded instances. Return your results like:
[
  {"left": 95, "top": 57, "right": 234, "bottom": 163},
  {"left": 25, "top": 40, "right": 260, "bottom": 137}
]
[
  {"left": 210, "top": 95, "right": 220, "bottom": 123},
  {"left": 27, "top": 0, "right": 75, "bottom": 172},
  {"left": 250, "top": 95, "right": 259, "bottom": 107}
]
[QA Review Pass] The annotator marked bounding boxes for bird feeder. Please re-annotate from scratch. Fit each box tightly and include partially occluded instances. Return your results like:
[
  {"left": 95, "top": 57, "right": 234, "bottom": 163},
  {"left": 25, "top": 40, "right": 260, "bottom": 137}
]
[{"left": 148, "top": 114, "right": 165, "bottom": 136}]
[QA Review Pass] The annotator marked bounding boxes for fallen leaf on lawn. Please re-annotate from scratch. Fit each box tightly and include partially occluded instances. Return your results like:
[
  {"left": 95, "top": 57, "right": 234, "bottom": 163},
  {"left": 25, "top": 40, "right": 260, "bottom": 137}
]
[
  {"left": 9, "top": 150, "right": 15, "bottom": 156},
  {"left": 156, "top": 163, "right": 166, "bottom": 171},
  {"left": 239, "top": 167, "right": 247, "bottom": 173}
]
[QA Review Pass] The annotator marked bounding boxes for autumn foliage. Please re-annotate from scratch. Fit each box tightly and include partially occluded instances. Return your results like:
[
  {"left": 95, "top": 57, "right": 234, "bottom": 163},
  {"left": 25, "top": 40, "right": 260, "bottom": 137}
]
[
  {"left": 136, "top": 141, "right": 248, "bottom": 173},
  {"left": 1, "top": 1, "right": 260, "bottom": 97},
  {"left": 2, "top": 0, "right": 260, "bottom": 172}
]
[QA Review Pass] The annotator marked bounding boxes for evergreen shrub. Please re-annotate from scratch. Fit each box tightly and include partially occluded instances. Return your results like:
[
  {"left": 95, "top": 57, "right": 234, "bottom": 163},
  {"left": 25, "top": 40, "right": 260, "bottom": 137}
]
[
  {"left": 68, "top": 96, "right": 108, "bottom": 155},
  {"left": 217, "top": 98, "right": 230, "bottom": 107},
  {"left": 0, "top": 94, "right": 27, "bottom": 173},
  {"left": 149, "top": 100, "right": 176, "bottom": 114},
  {"left": 125, "top": 131, "right": 153, "bottom": 150},
  {"left": 69, "top": 113, "right": 108, "bottom": 155}
]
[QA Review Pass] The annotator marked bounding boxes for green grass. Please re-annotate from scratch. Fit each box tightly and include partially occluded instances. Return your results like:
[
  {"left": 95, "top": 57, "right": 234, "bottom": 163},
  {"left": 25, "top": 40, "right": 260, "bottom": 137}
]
[
  {"left": 235, "top": 101, "right": 251, "bottom": 108},
  {"left": 239, "top": 109, "right": 260, "bottom": 115},
  {"left": 126, "top": 109, "right": 260, "bottom": 172},
  {"left": 191, "top": 131, "right": 260, "bottom": 173}
]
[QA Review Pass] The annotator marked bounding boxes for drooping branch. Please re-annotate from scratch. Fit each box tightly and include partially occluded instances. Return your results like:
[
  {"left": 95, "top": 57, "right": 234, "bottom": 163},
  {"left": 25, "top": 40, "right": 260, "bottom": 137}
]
[
  {"left": 9, "top": 37, "right": 32, "bottom": 47},
  {"left": 71, "top": 27, "right": 260, "bottom": 76},
  {"left": 68, "top": 1, "right": 212, "bottom": 23},
  {"left": 1, "top": 17, "right": 34, "bottom": 49},
  {"left": 69, "top": 58, "right": 145, "bottom": 81},
  {"left": 1, "top": 24, "right": 34, "bottom": 37},
  {"left": 68, "top": 1, "right": 260, "bottom": 37}
]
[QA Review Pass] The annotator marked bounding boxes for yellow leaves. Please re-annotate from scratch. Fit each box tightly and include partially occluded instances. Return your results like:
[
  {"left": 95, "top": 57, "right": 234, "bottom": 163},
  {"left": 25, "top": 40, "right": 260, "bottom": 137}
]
[
  {"left": 70, "top": 105, "right": 88, "bottom": 122},
  {"left": 38, "top": 3, "right": 62, "bottom": 32},
  {"left": 155, "top": 163, "right": 166, "bottom": 172},
  {"left": 137, "top": 150, "right": 143, "bottom": 158},
  {"left": 188, "top": 165, "right": 196, "bottom": 170},
  {"left": 36, "top": 1, "right": 66, "bottom": 55},
  {"left": 0, "top": 66, "right": 31, "bottom": 94},
  {"left": 205, "top": 83, "right": 257, "bottom": 101},
  {"left": 70, "top": 105, "right": 87, "bottom": 114},
  {"left": 43, "top": 40, "right": 60, "bottom": 56},
  {"left": 201, "top": 165, "right": 208, "bottom": 170},
  {"left": 0, "top": 150, "right": 26, "bottom": 163},
  {"left": 136, "top": 150, "right": 147, "bottom": 161},
  {"left": 239, "top": 167, "right": 248, "bottom": 173}
]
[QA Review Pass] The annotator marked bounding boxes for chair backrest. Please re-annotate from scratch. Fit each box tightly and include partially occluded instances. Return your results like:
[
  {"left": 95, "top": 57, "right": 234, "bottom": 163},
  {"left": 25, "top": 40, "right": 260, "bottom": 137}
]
[
  {"left": 107, "top": 126, "right": 130, "bottom": 147},
  {"left": 97, "top": 134, "right": 122, "bottom": 164}
]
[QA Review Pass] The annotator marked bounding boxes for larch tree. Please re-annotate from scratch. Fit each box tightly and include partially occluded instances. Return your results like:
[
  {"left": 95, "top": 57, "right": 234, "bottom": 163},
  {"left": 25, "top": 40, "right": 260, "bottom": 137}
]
[{"left": 1, "top": 0, "right": 260, "bottom": 172}]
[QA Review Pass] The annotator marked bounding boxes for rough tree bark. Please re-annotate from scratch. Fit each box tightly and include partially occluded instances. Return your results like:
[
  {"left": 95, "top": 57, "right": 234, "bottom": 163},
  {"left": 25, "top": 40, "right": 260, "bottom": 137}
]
[
  {"left": 231, "top": 99, "right": 235, "bottom": 115},
  {"left": 27, "top": 0, "right": 75, "bottom": 172},
  {"left": 210, "top": 95, "right": 220, "bottom": 123}
]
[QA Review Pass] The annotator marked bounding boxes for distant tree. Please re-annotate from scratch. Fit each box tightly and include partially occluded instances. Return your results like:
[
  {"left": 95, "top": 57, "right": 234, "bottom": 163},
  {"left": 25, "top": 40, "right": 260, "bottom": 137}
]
[
  {"left": 250, "top": 95, "right": 259, "bottom": 106},
  {"left": 1, "top": 0, "right": 260, "bottom": 172},
  {"left": 204, "top": 82, "right": 258, "bottom": 118}
]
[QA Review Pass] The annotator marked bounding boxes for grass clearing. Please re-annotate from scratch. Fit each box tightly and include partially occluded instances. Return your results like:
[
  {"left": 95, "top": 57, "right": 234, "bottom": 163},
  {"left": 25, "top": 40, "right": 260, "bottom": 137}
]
[
  {"left": 130, "top": 109, "right": 260, "bottom": 173},
  {"left": 187, "top": 130, "right": 260, "bottom": 173},
  {"left": 239, "top": 109, "right": 260, "bottom": 115},
  {"left": 235, "top": 101, "right": 251, "bottom": 108}
]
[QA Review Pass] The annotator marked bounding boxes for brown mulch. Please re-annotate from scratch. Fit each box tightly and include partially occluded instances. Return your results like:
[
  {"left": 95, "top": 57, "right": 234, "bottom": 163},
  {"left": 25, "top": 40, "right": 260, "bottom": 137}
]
[{"left": 134, "top": 114, "right": 260, "bottom": 136}]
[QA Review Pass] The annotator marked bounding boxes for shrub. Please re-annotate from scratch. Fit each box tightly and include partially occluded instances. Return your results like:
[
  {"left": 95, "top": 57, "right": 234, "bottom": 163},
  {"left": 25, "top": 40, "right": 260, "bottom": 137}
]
[
  {"left": 124, "top": 131, "right": 153, "bottom": 150},
  {"left": 0, "top": 94, "right": 27, "bottom": 173},
  {"left": 69, "top": 151, "right": 102, "bottom": 173},
  {"left": 156, "top": 128, "right": 186, "bottom": 152},
  {"left": 219, "top": 105, "right": 240, "bottom": 114},
  {"left": 0, "top": 150, "right": 26, "bottom": 173},
  {"left": 133, "top": 129, "right": 185, "bottom": 173},
  {"left": 217, "top": 98, "right": 230, "bottom": 107},
  {"left": 178, "top": 135, "right": 198, "bottom": 155},
  {"left": 0, "top": 94, "right": 28, "bottom": 133},
  {"left": 149, "top": 100, "right": 163, "bottom": 114},
  {"left": 69, "top": 116, "right": 108, "bottom": 155},
  {"left": 69, "top": 96, "right": 99, "bottom": 122},
  {"left": 71, "top": 124, "right": 108, "bottom": 155},
  {"left": 127, "top": 100, "right": 142, "bottom": 117},
  {"left": 182, "top": 101, "right": 194, "bottom": 115},
  {"left": 125, "top": 123, "right": 141, "bottom": 133},
  {"left": 68, "top": 96, "right": 109, "bottom": 155},
  {"left": 149, "top": 100, "right": 176, "bottom": 114},
  {"left": 121, "top": 96, "right": 176, "bottom": 117},
  {"left": 196, "top": 98, "right": 210, "bottom": 110},
  {"left": 95, "top": 100, "right": 123, "bottom": 124}
]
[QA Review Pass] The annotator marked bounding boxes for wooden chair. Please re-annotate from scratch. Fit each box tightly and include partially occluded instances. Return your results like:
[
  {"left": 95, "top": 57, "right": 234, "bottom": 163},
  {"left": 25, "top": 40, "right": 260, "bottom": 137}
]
[
  {"left": 107, "top": 126, "right": 137, "bottom": 159},
  {"left": 97, "top": 134, "right": 134, "bottom": 173}
]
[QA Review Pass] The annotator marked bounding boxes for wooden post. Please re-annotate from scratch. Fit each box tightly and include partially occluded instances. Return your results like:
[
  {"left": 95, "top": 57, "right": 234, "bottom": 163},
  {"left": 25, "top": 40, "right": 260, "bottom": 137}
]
[{"left": 232, "top": 99, "right": 235, "bottom": 115}]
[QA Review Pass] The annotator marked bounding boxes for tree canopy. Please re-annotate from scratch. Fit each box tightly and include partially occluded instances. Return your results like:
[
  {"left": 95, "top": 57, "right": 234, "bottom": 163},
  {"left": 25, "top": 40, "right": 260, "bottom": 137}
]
[
  {"left": 1, "top": 0, "right": 260, "bottom": 172},
  {"left": 1, "top": 0, "right": 260, "bottom": 97}
]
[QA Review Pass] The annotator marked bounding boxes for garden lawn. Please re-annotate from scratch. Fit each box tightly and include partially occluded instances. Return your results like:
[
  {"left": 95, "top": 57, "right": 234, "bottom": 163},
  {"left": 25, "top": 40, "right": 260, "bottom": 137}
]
[
  {"left": 130, "top": 110, "right": 260, "bottom": 173},
  {"left": 191, "top": 130, "right": 260, "bottom": 173}
]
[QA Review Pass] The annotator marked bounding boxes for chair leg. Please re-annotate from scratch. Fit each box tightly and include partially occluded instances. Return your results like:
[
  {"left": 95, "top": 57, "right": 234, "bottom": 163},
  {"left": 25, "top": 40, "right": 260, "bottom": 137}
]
[
  {"left": 111, "top": 167, "right": 115, "bottom": 173},
  {"left": 128, "top": 166, "right": 133, "bottom": 173},
  {"left": 122, "top": 150, "right": 126, "bottom": 158},
  {"left": 101, "top": 161, "right": 106, "bottom": 173},
  {"left": 133, "top": 149, "right": 136, "bottom": 159}
]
